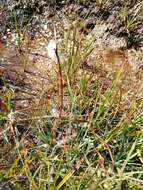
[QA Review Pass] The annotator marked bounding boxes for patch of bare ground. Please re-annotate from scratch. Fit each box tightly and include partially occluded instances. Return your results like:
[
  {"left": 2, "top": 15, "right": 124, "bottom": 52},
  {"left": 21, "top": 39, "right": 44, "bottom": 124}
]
[{"left": 0, "top": 34, "right": 58, "bottom": 118}]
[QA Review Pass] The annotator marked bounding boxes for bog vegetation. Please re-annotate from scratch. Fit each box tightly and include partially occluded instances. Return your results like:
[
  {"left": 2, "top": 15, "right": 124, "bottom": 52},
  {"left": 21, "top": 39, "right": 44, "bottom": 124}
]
[{"left": 0, "top": 1, "right": 143, "bottom": 190}]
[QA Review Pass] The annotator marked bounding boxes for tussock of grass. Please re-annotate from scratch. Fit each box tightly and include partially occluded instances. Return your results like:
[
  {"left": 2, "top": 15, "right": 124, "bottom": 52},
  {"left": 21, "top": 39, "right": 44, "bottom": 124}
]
[{"left": 0, "top": 16, "right": 143, "bottom": 190}]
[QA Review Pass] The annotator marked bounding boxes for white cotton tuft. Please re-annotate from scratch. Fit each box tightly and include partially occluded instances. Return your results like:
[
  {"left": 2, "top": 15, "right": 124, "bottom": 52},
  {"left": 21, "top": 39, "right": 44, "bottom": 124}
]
[
  {"left": 47, "top": 39, "right": 57, "bottom": 50},
  {"left": 46, "top": 39, "right": 60, "bottom": 64}
]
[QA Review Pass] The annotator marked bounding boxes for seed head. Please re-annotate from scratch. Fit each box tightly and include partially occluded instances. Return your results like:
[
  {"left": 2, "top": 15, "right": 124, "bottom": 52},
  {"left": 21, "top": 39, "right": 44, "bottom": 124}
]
[{"left": 46, "top": 39, "right": 60, "bottom": 64}]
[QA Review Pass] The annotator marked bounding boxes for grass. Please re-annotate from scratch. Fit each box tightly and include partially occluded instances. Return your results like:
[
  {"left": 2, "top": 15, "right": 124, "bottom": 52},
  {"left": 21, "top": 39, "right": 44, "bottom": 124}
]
[
  {"left": 0, "top": 6, "right": 143, "bottom": 190},
  {"left": 120, "top": 1, "right": 143, "bottom": 32}
]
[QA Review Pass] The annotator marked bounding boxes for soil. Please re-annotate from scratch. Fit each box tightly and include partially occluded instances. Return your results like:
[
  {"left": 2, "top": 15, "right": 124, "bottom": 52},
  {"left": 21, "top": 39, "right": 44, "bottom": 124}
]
[{"left": 0, "top": 0, "right": 143, "bottom": 48}]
